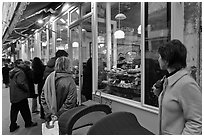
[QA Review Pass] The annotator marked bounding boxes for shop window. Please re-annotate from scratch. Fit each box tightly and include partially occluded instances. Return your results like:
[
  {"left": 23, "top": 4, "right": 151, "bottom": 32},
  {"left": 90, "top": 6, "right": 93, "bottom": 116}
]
[
  {"left": 70, "top": 27, "right": 80, "bottom": 86},
  {"left": 40, "top": 28, "right": 48, "bottom": 64},
  {"left": 48, "top": 23, "right": 54, "bottom": 59},
  {"left": 56, "top": 14, "right": 68, "bottom": 51},
  {"left": 144, "top": 2, "right": 170, "bottom": 107},
  {"left": 97, "top": 2, "right": 142, "bottom": 102}
]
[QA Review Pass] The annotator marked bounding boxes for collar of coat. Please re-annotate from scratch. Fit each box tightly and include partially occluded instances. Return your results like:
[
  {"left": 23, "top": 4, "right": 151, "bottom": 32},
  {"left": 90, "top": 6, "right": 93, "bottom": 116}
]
[{"left": 167, "top": 68, "right": 189, "bottom": 87}]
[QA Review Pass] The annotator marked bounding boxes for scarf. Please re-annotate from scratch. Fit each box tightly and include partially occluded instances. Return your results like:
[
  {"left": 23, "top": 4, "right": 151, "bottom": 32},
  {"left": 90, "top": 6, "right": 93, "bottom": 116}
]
[{"left": 43, "top": 71, "right": 57, "bottom": 114}]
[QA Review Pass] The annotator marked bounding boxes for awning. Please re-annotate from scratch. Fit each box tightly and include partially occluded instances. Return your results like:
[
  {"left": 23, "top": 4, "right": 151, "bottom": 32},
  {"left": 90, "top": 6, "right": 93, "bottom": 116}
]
[{"left": 2, "top": 2, "right": 64, "bottom": 50}]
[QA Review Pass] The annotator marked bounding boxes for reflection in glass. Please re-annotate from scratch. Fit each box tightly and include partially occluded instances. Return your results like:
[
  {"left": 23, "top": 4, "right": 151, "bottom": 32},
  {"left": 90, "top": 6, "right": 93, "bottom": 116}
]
[
  {"left": 41, "top": 28, "right": 47, "bottom": 64},
  {"left": 81, "top": 17, "right": 92, "bottom": 62},
  {"left": 70, "top": 27, "right": 79, "bottom": 86},
  {"left": 144, "top": 2, "right": 170, "bottom": 107},
  {"left": 56, "top": 14, "right": 68, "bottom": 51}
]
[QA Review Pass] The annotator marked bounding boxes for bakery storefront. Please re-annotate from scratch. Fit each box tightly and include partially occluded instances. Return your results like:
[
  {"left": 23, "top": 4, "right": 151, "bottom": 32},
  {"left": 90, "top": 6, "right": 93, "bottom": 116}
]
[{"left": 14, "top": 2, "right": 201, "bottom": 134}]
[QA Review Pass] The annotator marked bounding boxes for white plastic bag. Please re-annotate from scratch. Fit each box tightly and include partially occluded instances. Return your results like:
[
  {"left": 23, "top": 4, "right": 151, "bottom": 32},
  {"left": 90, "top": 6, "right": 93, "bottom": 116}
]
[{"left": 42, "top": 121, "right": 59, "bottom": 135}]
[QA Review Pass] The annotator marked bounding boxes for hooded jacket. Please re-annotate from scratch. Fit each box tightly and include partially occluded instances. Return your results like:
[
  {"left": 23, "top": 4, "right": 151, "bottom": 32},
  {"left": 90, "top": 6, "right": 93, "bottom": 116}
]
[
  {"left": 41, "top": 71, "right": 77, "bottom": 118},
  {"left": 9, "top": 67, "right": 29, "bottom": 103}
]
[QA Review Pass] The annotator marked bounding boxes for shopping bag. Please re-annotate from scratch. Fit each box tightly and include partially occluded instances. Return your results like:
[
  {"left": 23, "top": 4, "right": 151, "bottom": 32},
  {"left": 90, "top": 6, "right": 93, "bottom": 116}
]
[{"left": 42, "top": 121, "right": 59, "bottom": 135}]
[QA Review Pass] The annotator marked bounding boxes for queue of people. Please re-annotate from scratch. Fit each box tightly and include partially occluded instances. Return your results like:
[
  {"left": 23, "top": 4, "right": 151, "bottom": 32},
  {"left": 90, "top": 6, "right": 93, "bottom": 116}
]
[
  {"left": 4, "top": 39, "right": 202, "bottom": 135},
  {"left": 7, "top": 50, "right": 73, "bottom": 132}
]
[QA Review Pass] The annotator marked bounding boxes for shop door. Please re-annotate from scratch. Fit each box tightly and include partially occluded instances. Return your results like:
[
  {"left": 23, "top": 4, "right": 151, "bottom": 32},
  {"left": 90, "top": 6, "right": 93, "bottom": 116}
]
[{"left": 70, "top": 17, "right": 92, "bottom": 105}]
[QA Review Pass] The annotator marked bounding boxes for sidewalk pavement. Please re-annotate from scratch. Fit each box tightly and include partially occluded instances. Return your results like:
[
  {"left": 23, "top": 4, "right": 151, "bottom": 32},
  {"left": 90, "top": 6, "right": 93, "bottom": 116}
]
[{"left": 2, "top": 85, "right": 44, "bottom": 135}]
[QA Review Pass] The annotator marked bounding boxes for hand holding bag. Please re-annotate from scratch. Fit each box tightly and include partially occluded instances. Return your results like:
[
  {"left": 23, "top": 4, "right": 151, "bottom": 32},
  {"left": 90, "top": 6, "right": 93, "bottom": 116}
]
[{"left": 42, "top": 115, "right": 59, "bottom": 135}]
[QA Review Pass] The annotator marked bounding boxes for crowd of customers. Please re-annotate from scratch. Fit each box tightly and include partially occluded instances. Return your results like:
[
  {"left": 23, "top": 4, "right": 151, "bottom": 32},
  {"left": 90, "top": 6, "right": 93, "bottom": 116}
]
[{"left": 6, "top": 50, "right": 75, "bottom": 132}]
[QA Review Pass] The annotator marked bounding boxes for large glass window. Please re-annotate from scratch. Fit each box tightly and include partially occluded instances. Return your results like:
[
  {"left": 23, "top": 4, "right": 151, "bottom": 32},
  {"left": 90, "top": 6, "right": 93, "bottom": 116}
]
[
  {"left": 97, "top": 2, "right": 142, "bottom": 102},
  {"left": 48, "top": 23, "right": 54, "bottom": 59},
  {"left": 56, "top": 14, "right": 68, "bottom": 51},
  {"left": 81, "top": 17, "right": 92, "bottom": 62},
  {"left": 40, "top": 28, "right": 48, "bottom": 64},
  {"left": 144, "top": 2, "right": 170, "bottom": 107},
  {"left": 70, "top": 27, "right": 80, "bottom": 86}
]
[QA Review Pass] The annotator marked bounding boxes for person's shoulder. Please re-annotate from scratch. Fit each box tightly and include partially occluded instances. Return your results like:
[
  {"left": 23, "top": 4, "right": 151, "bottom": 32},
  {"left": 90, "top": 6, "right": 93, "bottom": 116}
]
[{"left": 46, "top": 57, "right": 56, "bottom": 67}]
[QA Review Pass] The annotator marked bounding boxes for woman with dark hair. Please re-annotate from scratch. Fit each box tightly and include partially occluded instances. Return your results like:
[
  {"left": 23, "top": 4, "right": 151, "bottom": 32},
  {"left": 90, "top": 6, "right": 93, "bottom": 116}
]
[
  {"left": 32, "top": 57, "right": 46, "bottom": 119},
  {"left": 153, "top": 39, "right": 202, "bottom": 135}
]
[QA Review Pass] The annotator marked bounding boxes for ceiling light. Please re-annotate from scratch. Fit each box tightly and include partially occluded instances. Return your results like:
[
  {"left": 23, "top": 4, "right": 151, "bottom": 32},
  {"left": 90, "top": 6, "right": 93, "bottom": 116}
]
[
  {"left": 72, "top": 42, "right": 79, "bottom": 47},
  {"left": 37, "top": 19, "right": 43, "bottom": 24},
  {"left": 115, "top": 13, "right": 126, "bottom": 20},
  {"left": 56, "top": 38, "right": 62, "bottom": 41},
  {"left": 114, "top": 30, "right": 125, "bottom": 39},
  {"left": 62, "top": 3, "right": 70, "bottom": 13},
  {"left": 114, "top": 2, "right": 125, "bottom": 39},
  {"left": 50, "top": 16, "right": 55, "bottom": 22}
]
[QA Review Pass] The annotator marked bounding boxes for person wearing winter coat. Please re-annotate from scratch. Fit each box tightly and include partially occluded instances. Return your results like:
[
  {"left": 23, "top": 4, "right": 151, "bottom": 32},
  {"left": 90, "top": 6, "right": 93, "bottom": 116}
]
[
  {"left": 81, "top": 57, "right": 92, "bottom": 101},
  {"left": 153, "top": 39, "right": 202, "bottom": 135},
  {"left": 41, "top": 56, "right": 77, "bottom": 122},
  {"left": 43, "top": 50, "right": 68, "bottom": 80},
  {"left": 32, "top": 57, "right": 46, "bottom": 119},
  {"left": 23, "top": 60, "right": 38, "bottom": 113},
  {"left": 9, "top": 59, "right": 37, "bottom": 132}
]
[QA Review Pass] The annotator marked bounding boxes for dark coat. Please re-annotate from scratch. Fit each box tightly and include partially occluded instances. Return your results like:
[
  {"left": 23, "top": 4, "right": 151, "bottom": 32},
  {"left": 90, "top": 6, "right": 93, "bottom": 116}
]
[
  {"left": 22, "top": 66, "right": 36, "bottom": 98},
  {"left": 55, "top": 72, "right": 77, "bottom": 114},
  {"left": 9, "top": 67, "right": 29, "bottom": 103},
  {"left": 33, "top": 65, "right": 45, "bottom": 95},
  {"left": 2, "top": 65, "right": 10, "bottom": 84},
  {"left": 43, "top": 57, "right": 56, "bottom": 80},
  {"left": 81, "top": 58, "right": 92, "bottom": 100}
]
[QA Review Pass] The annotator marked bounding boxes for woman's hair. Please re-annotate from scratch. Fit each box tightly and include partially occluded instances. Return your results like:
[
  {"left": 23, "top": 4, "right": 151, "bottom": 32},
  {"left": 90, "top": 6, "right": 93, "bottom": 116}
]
[
  {"left": 55, "top": 56, "right": 71, "bottom": 72},
  {"left": 158, "top": 39, "right": 187, "bottom": 70},
  {"left": 32, "top": 57, "right": 44, "bottom": 70}
]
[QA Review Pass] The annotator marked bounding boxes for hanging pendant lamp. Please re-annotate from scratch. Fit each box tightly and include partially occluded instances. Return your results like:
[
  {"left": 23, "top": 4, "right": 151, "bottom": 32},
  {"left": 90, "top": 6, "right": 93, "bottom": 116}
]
[{"left": 114, "top": 2, "right": 126, "bottom": 39}]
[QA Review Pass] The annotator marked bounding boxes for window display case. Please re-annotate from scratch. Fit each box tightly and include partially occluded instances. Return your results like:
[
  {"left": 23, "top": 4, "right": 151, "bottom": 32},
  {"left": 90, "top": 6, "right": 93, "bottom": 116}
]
[
  {"left": 96, "top": 2, "right": 142, "bottom": 102},
  {"left": 106, "top": 68, "right": 141, "bottom": 101},
  {"left": 102, "top": 67, "right": 141, "bottom": 101}
]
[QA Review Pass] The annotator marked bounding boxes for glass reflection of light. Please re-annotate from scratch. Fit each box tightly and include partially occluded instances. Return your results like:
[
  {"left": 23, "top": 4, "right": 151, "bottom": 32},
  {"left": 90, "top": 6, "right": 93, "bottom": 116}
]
[{"left": 72, "top": 42, "right": 79, "bottom": 47}]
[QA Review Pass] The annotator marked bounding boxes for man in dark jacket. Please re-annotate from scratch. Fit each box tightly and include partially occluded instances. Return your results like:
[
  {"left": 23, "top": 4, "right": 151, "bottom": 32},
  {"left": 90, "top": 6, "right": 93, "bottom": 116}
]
[
  {"left": 9, "top": 59, "right": 37, "bottom": 132},
  {"left": 2, "top": 63, "right": 10, "bottom": 88},
  {"left": 43, "top": 50, "right": 68, "bottom": 80}
]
